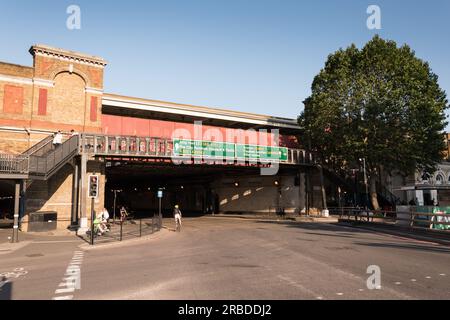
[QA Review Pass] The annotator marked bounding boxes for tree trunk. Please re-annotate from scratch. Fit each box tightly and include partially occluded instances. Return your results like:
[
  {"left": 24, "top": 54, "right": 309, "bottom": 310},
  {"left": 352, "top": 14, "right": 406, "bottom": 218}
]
[{"left": 369, "top": 175, "right": 380, "bottom": 210}]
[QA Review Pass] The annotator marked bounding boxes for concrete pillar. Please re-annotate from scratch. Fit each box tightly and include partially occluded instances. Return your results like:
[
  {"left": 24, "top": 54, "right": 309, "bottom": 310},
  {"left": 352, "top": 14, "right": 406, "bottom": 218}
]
[
  {"left": 12, "top": 181, "right": 20, "bottom": 243},
  {"left": 71, "top": 161, "right": 79, "bottom": 226},
  {"left": 78, "top": 154, "right": 88, "bottom": 234}
]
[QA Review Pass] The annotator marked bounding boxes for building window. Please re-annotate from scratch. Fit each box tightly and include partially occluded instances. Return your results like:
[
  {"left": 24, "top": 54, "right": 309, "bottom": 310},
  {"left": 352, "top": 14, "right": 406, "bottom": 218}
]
[
  {"left": 38, "top": 88, "right": 47, "bottom": 115},
  {"left": 90, "top": 96, "right": 98, "bottom": 122},
  {"left": 3, "top": 85, "right": 24, "bottom": 114},
  {"left": 421, "top": 172, "right": 430, "bottom": 183},
  {"left": 436, "top": 174, "right": 444, "bottom": 185}
]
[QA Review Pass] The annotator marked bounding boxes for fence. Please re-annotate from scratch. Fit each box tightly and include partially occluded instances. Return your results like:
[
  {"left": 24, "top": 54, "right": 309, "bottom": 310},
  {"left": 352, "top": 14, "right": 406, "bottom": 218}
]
[
  {"left": 328, "top": 207, "right": 450, "bottom": 233},
  {"left": 0, "top": 154, "right": 29, "bottom": 174},
  {"left": 82, "top": 214, "right": 163, "bottom": 245}
]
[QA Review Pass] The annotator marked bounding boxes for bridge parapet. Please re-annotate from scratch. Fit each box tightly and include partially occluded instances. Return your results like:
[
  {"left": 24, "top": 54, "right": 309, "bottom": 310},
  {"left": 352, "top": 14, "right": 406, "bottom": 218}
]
[{"left": 79, "top": 133, "right": 313, "bottom": 166}]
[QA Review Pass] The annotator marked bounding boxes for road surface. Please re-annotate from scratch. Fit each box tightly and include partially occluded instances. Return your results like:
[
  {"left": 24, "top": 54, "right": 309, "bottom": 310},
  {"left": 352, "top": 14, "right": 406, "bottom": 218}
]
[{"left": 0, "top": 217, "right": 449, "bottom": 300}]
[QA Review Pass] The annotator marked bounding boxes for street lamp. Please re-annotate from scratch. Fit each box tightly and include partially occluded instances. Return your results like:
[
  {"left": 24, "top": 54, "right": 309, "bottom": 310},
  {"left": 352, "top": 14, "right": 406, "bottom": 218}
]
[{"left": 112, "top": 189, "right": 122, "bottom": 223}]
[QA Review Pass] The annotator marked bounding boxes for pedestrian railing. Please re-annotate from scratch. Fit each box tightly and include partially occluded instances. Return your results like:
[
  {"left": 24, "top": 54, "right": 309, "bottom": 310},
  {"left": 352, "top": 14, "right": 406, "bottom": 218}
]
[
  {"left": 0, "top": 154, "right": 29, "bottom": 174},
  {"left": 82, "top": 215, "right": 162, "bottom": 245},
  {"left": 328, "top": 207, "right": 450, "bottom": 233}
]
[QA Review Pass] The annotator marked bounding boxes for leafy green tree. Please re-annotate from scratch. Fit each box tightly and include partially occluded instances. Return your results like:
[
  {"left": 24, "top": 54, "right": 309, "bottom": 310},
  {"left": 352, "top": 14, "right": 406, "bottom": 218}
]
[{"left": 299, "top": 35, "right": 449, "bottom": 209}]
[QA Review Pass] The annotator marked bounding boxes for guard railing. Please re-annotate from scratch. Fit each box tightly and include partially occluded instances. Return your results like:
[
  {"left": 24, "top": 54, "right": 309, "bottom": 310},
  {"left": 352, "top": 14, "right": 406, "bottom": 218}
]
[{"left": 328, "top": 207, "right": 450, "bottom": 232}]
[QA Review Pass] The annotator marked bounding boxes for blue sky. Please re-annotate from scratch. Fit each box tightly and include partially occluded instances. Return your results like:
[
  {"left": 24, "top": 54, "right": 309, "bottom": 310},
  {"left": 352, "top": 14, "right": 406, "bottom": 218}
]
[{"left": 1, "top": 0, "right": 449, "bottom": 123}]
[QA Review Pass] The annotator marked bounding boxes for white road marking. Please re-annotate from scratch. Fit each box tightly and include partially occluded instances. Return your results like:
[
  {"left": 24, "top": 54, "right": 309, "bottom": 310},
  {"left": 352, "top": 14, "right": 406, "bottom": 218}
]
[
  {"left": 425, "top": 276, "right": 431, "bottom": 279},
  {"left": 52, "top": 251, "right": 84, "bottom": 300},
  {"left": 439, "top": 274, "right": 446, "bottom": 276},
  {"left": 336, "top": 293, "right": 344, "bottom": 296},
  {"left": 395, "top": 282, "right": 401, "bottom": 285},
  {"left": 411, "top": 279, "right": 417, "bottom": 282},
  {"left": 53, "top": 295, "right": 73, "bottom": 300}
]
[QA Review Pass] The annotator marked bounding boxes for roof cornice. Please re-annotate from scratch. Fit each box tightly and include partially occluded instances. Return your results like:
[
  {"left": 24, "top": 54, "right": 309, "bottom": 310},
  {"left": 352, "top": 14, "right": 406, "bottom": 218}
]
[{"left": 29, "top": 44, "right": 107, "bottom": 68}]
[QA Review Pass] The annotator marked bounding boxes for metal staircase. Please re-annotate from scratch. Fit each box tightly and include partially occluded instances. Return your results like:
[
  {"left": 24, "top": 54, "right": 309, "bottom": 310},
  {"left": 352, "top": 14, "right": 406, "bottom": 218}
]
[{"left": 0, "top": 135, "right": 80, "bottom": 181}]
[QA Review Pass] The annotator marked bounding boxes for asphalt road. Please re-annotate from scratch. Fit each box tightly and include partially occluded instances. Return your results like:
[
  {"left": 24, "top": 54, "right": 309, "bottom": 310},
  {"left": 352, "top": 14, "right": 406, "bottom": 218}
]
[{"left": 0, "top": 217, "right": 449, "bottom": 300}]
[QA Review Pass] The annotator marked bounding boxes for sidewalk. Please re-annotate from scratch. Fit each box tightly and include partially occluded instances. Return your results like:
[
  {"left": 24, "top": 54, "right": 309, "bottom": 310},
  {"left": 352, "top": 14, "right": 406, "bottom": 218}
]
[{"left": 210, "top": 213, "right": 338, "bottom": 223}]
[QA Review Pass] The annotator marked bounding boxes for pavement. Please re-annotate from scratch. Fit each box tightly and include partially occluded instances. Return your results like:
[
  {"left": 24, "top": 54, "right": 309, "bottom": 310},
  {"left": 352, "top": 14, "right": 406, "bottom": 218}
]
[{"left": 0, "top": 216, "right": 449, "bottom": 300}]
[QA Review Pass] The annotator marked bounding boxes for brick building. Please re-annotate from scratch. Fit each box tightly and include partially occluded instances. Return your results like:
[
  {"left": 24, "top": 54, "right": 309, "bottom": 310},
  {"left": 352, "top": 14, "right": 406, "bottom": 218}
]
[{"left": 0, "top": 45, "right": 324, "bottom": 235}]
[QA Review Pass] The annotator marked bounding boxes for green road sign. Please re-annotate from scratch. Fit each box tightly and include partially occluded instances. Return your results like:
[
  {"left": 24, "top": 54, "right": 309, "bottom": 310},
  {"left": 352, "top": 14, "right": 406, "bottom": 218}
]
[{"left": 173, "top": 139, "right": 288, "bottom": 161}]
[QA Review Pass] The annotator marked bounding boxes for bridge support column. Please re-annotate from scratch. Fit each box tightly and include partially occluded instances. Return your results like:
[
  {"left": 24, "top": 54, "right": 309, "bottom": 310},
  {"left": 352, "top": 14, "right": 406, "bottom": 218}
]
[
  {"left": 71, "top": 160, "right": 79, "bottom": 227},
  {"left": 77, "top": 154, "right": 88, "bottom": 234},
  {"left": 12, "top": 181, "right": 20, "bottom": 243}
]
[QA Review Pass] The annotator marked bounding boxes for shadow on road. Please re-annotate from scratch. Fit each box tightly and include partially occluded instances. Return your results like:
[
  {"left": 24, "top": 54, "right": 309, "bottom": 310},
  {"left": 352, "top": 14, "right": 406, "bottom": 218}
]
[
  {"left": 0, "top": 277, "right": 12, "bottom": 300},
  {"left": 353, "top": 242, "right": 450, "bottom": 254},
  {"left": 253, "top": 220, "right": 450, "bottom": 253}
]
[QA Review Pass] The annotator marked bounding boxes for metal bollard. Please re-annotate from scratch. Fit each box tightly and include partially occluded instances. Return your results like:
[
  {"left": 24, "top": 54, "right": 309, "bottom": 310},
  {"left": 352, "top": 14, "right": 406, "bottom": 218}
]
[
  {"left": 139, "top": 218, "right": 142, "bottom": 237},
  {"left": 120, "top": 220, "right": 123, "bottom": 241}
]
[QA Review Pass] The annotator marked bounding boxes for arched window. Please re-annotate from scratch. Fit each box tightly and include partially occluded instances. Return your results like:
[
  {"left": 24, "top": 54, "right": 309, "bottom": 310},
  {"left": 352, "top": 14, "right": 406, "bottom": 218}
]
[
  {"left": 421, "top": 172, "right": 430, "bottom": 183},
  {"left": 436, "top": 174, "right": 444, "bottom": 185}
]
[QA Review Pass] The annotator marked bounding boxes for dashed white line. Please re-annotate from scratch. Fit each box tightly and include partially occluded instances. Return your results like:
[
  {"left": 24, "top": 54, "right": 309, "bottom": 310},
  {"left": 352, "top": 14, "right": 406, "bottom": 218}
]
[
  {"left": 439, "top": 273, "right": 446, "bottom": 276},
  {"left": 395, "top": 282, "right": 402, "bottom": 285},
  {"left": 411, "top": 279, "right": 417, "bottom": 282},
  {"left": 336, "top": 293, "right": 344, "bottom": 296},
  {"left": 425, "top": 276, "right": 431, "bottom": 279}
]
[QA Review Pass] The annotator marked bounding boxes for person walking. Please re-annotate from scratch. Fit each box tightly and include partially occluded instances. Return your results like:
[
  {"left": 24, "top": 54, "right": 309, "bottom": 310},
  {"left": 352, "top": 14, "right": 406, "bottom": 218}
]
[
  {"left": 52, "top": 130, "right": 63, "bottom": 148},
  {"left": 173, "top": 205, "right": 182, "bottom": 232}
]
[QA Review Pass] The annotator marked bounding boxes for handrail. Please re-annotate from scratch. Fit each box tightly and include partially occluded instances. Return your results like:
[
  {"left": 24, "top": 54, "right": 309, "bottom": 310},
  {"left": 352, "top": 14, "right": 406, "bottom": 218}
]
[
  {"left": 29, "top": 135, "right": 79, "bottom": 178},
  {"left": 22, "top": 135, "right": 54, "bottom": 156},
  {"left": 328, "top": 207, "right": 450, "bottom": 231},
  {"left": 0, "top": 154, "right": 30, "bottom": 174}
]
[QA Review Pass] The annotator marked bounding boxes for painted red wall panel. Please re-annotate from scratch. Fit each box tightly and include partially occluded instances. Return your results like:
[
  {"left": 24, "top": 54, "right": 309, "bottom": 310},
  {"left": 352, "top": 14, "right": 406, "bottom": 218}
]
[
  {"left": 101, "top": 114, "right": 122, "bottom": 135},
  {"left": 90, "top": 96, "right": 98, "bottom": 122},
  {"left": 3, "top": 85, "right": 24, "bottom": 114},
  {"left": 100, "top": 114, "right": 297, "bottom": 147},
  {"left": 38, "top": 88, "right": 47, "bottom": 116}
]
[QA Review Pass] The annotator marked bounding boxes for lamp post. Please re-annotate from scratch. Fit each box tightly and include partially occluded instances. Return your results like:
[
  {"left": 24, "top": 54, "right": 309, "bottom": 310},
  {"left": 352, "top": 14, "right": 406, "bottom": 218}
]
[{"left": 112, "top": 189, "right": 122, "bottom": 224}]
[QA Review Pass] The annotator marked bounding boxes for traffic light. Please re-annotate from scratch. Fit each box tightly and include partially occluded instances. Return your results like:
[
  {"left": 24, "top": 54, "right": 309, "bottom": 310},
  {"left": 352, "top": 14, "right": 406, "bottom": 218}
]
[{"left": 88, "top": 175, "right": 99, "bottom": 198}]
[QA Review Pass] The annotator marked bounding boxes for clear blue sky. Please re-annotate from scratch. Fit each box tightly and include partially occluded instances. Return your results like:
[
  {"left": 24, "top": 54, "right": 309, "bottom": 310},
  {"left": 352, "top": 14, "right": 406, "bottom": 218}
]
[{"left": 1, "top": 0, "right": 449, "bottom": 123}]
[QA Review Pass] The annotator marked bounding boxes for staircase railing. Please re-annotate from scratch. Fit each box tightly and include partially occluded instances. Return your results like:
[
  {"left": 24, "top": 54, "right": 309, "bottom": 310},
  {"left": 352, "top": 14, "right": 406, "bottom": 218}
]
[
  {"left": 22, "top": 135, "right": 54, "bottom": 156},
  {"left": 28, "top": 135, "right": 79, "bottom": 179},
  {"left": 0, "top": 154, "right": 29, "bottom": 174}
]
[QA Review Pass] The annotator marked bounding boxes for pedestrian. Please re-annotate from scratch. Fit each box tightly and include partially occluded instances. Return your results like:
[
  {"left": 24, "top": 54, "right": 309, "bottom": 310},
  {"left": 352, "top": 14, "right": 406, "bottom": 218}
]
[
  {"left": 173, "top": 204, "right": 182, "bottom": 230},
  {"left": 70, "top": 129, "right": 79, "bottom": 136},
  {"left": 120, "top": 206, "right": 128, "bottom": 222},
  {"left": 52, "top": 130, "right": 63, "bottom": 148}
]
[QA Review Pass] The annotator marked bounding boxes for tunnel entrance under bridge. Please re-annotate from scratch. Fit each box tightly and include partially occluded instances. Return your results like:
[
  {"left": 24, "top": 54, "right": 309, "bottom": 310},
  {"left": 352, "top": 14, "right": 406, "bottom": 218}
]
[{"left": 104, "top": 160, "right": 309, "bottom": 220}]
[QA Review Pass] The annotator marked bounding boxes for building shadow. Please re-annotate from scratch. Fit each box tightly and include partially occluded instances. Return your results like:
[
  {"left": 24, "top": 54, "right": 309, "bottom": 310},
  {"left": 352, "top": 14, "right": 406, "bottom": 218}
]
[{"left": 0, "top": 277, "right": 12, "bottom": 300}]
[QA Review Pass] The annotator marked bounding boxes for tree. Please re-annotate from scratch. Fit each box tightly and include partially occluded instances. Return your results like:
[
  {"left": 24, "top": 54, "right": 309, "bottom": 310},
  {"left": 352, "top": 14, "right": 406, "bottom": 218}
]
[{"left": 299, "top": 35, "right": 449, "bottom": 210}]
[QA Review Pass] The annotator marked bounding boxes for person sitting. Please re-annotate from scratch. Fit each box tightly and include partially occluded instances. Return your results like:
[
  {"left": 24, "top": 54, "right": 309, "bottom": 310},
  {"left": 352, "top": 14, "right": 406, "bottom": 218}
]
[{"left": 101, "top": 208, "right": 110, "bottom": 232}]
